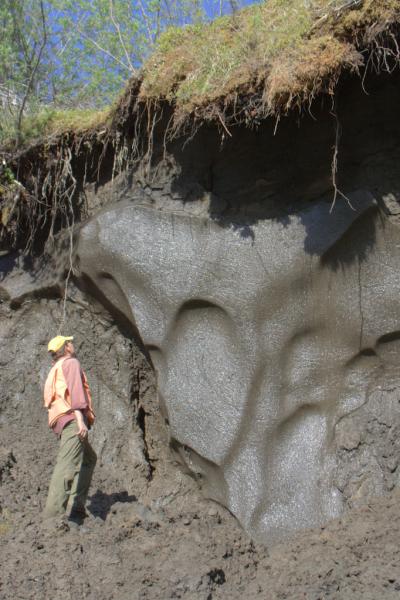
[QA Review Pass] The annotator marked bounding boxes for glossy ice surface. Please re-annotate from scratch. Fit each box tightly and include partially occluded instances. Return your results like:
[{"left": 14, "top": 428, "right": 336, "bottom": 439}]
[{"left": 77, "top": 191, "right": 400, "bottom": 541}]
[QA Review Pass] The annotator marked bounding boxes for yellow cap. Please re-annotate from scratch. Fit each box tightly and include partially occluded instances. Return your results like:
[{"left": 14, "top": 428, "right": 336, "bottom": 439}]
[{"left": 47, "top": 335, "right": 74, "bottom": 353}]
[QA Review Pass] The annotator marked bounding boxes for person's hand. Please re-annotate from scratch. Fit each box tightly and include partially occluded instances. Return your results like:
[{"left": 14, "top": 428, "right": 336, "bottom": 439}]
[
  {"left": 74, "top": 410, "right": 88, "bottom": 441},
  {"left": 76, "top": 421, "right": 88, "bottom": 441}
]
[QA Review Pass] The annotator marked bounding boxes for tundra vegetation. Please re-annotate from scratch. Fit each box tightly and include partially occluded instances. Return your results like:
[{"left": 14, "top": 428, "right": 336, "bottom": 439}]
[
  {"left": 0, "top": 0, "right": 248, "bottom": 146},
  {"left": 1, "top": 0, "right": 400, "bottom": 255}
]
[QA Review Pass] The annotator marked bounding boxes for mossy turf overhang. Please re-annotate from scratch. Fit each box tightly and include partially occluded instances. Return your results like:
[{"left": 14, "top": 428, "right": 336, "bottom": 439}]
[
  {"left": 2, "top": 0, "right": 400, "bottom": 149},
  {"left": 2, "top": 0, "right": 400, "bottom": 255},
  {"left": 139, "top": 0, "right": 400, "bottom": 123}
]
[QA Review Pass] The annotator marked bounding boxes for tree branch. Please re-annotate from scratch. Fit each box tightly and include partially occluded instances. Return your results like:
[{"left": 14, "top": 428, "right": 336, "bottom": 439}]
[
  {"left": 75, "top": 26, "right": 132, "bottom": 72},
  {"left": 138, "top": 0, "right": 155, "bottom": 45},
  {"left": 109, "top": 0, "right": 136, "bottom": 73},
  {"left": 16, "top": 0, "right": 47, "bottom": 145}
]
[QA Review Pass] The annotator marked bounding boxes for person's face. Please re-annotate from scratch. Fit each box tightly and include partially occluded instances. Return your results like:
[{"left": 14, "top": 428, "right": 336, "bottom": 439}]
[{"left": 65, "top": 341, "right": 75, "bottom": 356}]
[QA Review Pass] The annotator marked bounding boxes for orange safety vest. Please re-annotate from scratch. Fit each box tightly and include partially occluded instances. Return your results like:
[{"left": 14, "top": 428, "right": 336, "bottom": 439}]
[{"left": 43, "top": 356, "right": 95, "bottom": 429}]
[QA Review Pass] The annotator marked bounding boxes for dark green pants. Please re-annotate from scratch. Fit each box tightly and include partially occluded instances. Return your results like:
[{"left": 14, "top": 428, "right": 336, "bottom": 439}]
[{"left": 44, "top": 420, "right": 97, "bottom": 517}]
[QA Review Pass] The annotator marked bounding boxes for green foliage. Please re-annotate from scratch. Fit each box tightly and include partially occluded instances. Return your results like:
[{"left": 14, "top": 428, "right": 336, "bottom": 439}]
[
  {"left": 0, "top": 0, "right": 51, "bottom": 145},
  {"left": 4, "top": 0, "right": 397, "bottom": 146},
  {"left": 0, "top": 1, "right": 48, "bottom": 100},
  {"left": 47, "top": 0, "right": 238, "bottom": 107},
  {"left": 1, "top": 106, "right": 109, "bottom": 147},
  {"left": 1, "top": 166, "right": 15, "bottom": 186},
  {"left": 0, "top": 0, "right": 246, "bottom": 146},
  {"left": 0, "top": 161, "right": 17, "bottom": 231}
]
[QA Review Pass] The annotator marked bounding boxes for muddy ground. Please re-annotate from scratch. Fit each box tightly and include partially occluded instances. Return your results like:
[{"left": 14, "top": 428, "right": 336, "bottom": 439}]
[
  {"left": 0, "top": 288, "right": 400, "bottom": 600},
  {"left": 2, "top": 410, "right": 400, "bottom": 600}
]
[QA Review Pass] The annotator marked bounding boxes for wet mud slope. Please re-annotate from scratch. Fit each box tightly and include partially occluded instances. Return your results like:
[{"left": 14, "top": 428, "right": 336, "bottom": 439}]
[
  {"left": 0, "top": 284, "right": 400, "bottom": 599},
  {"left": 2, "top": 376, "right": 400, "bottom": 600},
  {"left": 1, "top": 67, "right": 400, "bottom": 599}
]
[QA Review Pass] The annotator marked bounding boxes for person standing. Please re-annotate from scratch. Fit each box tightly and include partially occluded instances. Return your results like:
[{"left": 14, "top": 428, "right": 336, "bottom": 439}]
[{"left": 43, "top": 335, "right": 96, "bottom": 521}]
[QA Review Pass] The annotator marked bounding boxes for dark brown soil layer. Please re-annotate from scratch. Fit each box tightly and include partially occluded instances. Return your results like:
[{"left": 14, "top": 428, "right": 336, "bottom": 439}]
[
  {"left": 2, "top": 414, "right": 400, "bottom": 600},
  {"left": 2, "top": 68, "right": 400, "bottom": 600},
  {"left": 0, "top": 288, "right": 399, "bottom": 599}
]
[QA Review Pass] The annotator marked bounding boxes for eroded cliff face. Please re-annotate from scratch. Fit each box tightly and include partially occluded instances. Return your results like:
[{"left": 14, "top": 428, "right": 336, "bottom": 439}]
[
  {"left": 76, "top": 191, "right": 400, "bottom": 542},
  {"left": 2, "top": 73, "right": 400, "bottom": 545},
  {"left": 73, "top": 74, "right": 400, "bottom": 542}
]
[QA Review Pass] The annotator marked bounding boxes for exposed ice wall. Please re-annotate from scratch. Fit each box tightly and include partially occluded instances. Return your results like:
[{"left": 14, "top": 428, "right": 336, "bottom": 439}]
[{"left": 77, "top": 189, "right": 400, "bottom": 542}]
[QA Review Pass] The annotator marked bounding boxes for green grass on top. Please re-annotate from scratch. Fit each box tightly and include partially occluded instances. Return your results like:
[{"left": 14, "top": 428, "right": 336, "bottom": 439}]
[
  {"left": 0, "top": 106, "right": 110, "bottom": 149},
  {"left": 143, "top": 0, "right": 315, "bottom": 101},
  {"left": 3, "top": 0, "right": 400, "bottom": 149},
  {"left": 140, "top": 0, "right": 400, "bottom": 116}
]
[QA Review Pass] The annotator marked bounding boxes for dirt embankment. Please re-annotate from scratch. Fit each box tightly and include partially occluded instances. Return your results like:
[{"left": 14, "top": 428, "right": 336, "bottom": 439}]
[
  {"left": 0, "top": 276, "right": 400, "bottom": 600},
  {"left": 1, "top": 29, "right": 400, "bottom": 599}
]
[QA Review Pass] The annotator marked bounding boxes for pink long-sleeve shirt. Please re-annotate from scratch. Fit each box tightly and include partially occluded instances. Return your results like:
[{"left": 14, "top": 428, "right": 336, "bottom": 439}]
[{"left": 52, "top": 357, "right": 90, "bottom": 436}]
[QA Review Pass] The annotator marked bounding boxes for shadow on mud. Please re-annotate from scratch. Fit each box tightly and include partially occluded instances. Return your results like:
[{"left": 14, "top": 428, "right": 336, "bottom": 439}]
[{"left": 88, "top": 489, "right": 137, "bottom": 521}]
